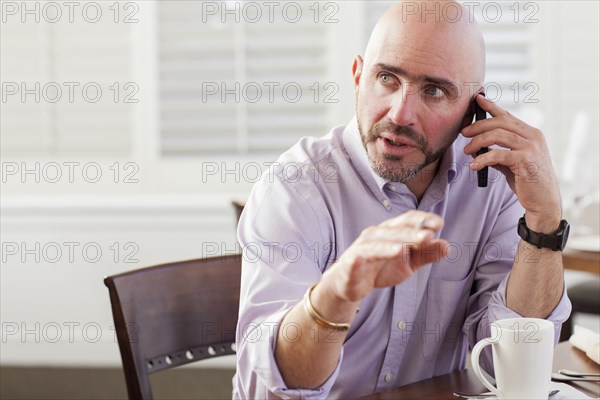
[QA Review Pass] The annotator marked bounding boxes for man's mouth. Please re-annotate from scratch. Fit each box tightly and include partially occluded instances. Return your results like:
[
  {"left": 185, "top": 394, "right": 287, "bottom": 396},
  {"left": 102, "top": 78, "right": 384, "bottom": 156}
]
[
  {"left": 376, "top": 136, "right": 418, "bottom": 157},
  {"left": 384, "top": 138, "right": 409, "bottom": 147},
  {"left": 378, "top": 132, "right": 418, "bottom": 148}
]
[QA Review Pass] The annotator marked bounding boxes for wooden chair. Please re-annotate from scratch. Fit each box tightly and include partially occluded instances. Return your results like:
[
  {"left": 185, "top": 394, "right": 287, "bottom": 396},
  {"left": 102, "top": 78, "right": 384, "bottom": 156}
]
[
  {"left": 104, "top": 254, "right": 241, "bottom": 399},
  {"left": 560, "top": 278, "right": 600, "bottom": 341},
  {"left": 231, "top": 200, "right": 245, "bottom": 223}
]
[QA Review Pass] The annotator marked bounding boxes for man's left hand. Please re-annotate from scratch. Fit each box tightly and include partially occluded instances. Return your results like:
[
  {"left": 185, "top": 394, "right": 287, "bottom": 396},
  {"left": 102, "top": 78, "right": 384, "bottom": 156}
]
[{"left": 462, "top": 94, "right": 562, "bottom": 232}]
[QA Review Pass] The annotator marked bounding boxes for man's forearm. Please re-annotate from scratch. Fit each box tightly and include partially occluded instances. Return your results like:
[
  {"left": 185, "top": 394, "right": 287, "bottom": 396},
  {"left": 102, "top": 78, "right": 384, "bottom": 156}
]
[
  {"left": 506, "top": 214, "right": 564, "bottom": 318},
  {"left": 274, "top": 280, "right": 358, "bottom": 389}
]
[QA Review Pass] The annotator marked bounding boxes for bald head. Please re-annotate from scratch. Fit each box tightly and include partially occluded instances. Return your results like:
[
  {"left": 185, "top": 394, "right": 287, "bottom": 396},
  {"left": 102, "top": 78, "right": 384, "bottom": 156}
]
[{"left": 363, "top": 0, "right": 486, "bottom": 86}]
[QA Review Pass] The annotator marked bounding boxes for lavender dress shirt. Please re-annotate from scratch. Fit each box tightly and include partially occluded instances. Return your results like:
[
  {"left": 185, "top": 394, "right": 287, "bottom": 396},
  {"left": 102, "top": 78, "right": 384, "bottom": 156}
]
[{"left": 232, "top": 117, "right": 571, "bottom": 399}]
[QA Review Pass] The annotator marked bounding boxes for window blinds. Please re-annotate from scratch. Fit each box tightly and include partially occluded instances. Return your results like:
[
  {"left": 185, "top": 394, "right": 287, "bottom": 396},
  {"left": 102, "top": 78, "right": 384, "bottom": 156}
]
[
  {"left": 158, "top": 1, "right": 331, "bottom": 156},
  {"left": 0, "top": 2, "right": 133, "bottom": 156}
]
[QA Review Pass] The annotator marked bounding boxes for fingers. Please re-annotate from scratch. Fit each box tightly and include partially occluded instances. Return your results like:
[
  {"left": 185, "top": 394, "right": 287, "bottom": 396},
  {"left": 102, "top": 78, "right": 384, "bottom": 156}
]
[
  {"left": 408, "top": 239, "right": 449, "bottom": 267},
  {"left": 472, "top": 93, "right": 508, "bottom": 119},
  {"left": 350, "top": 240, "right": 404, "bottom": 259},
  {"left": 468, "top": 148, "right": 510, "bottom": 171},
  {"left": 462, "top": 95, "right": 538, "bottom": 140},
  {"left": 460, "top": 96, "right": 548, "bottom": 175},
  {"left": 353, "top": 211, "right": 446, "bottom": 268},
  {"left": 463, "top": 128, "right": 526, "bottom": 156},
  {"left": 357, "top": 211, "right": 443, "bottom": 253},
  {"left": 352, "top": 239, "right": 449, "bottom": 271},
  {"left": 347, "top": 239, "right": 450, "bottom": 286},
  {"left": 363, "top": 224, "right": 433, "bottom": 244},
  {"left": 462, "top": 117, "right": 536, "bottom": 141},
  {"left": 468, "top": 149, "right": 539, "bottom": 178},
  {"left": 381, "top": 210, "right": 444, "bottom": 231},
  {"left": 334, "top": 218, "right": 450, "bottom": 301}
]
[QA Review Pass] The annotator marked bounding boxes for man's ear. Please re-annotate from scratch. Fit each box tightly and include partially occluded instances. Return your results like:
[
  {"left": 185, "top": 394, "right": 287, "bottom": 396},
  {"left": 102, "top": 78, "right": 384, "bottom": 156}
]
[
  {"left": 352, "top": 55, "right": 364, "bottom": 93},
  {"left": 460, "top": 101, "right": 476, "bottom": 131},
  {"left": 460, "top": 91, "right": 486, "bottom": 130}
]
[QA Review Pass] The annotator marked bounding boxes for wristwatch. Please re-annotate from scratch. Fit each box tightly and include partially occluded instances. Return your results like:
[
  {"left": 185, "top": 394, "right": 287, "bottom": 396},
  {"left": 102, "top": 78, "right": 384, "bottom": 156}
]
[{"left": 517, "top": 214, "right": 570, "bottom": 251}]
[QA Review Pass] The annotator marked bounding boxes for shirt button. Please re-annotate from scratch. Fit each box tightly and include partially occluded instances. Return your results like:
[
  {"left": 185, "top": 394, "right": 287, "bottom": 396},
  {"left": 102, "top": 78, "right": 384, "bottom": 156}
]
[
  {"left": 384, "top": 373, "right": 393, "bottom": 382},
  {"left": 397, "top": 320, "right": 407, "bottom": 330},
  {"left": 382, "top": 199, "right": 390, "bottom": 207}
]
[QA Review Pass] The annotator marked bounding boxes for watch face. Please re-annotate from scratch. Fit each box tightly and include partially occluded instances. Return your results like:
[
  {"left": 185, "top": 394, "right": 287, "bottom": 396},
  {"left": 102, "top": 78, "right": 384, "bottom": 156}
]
[
  {"left": 517, "top": 216, "right": 570, "bottom": 251},
  {"left": 558, "top": 220, "right": 570, "bottom": 250}
]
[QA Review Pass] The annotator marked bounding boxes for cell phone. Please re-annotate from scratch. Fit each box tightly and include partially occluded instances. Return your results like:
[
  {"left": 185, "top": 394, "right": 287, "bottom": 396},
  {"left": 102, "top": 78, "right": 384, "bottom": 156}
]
[{"left": 473, "top": 95, "right": 488, "bottom": 188}]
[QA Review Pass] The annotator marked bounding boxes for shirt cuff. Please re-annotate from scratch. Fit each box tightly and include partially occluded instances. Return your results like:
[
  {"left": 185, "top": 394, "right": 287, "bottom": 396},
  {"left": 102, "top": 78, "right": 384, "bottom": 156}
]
[
  {"left": 488, "top": 272, "right": 572, "bottom": 344},
  {"left": 245, "top": 308, "right": 343, "bottom": 399}
]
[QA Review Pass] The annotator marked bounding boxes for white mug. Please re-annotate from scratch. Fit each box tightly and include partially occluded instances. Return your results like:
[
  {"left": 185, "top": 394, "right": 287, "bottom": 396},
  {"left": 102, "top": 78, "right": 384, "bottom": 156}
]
[{"left": 471, "top": 318, "right": 555, "bottom": 400}]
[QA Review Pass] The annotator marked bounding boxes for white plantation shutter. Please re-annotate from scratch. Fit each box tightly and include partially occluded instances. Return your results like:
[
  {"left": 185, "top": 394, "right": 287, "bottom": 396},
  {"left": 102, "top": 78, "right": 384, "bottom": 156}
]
[
  {"left": 366, "top": 1, "right": 533, "bottom": 112},
  {"left": 1, "top": 20, "right": 49, "bottom": 153},
  {"left": 158, "top": 1, "right": 331, "bottom": 156},
  {"left": 52, "top": 15, "right": 133, "bottom": 153},
  {"left": 478, "top": 6, "right": 532, "bottom": 111},
  {"left": 244, "top": 21, "right": 329, "bottom": 151},
  {"left": 0, "top": 2, "right": 133, "bottom": 156},
  {"left": 159, "top": 2, "right": 238, "bottom": 154}
]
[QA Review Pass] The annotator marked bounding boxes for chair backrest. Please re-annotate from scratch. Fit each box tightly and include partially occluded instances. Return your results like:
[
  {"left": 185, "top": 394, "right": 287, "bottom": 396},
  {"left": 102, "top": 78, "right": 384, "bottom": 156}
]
[
  {"left": 231, "top": 200, "right": 245, "bottom": 223},
  {"left": 104, "top": 254, "right": 241, "bottom": 399}
]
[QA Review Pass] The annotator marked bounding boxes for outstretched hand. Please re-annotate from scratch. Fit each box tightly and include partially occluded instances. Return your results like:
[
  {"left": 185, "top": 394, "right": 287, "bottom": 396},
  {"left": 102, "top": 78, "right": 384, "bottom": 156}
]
[{"left": 322, "top": 210, "right": 449, "bottom": 303}]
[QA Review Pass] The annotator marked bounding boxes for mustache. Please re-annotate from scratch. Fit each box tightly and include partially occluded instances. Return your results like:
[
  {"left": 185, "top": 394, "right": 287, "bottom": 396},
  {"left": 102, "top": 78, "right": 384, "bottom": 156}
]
[{"left": 370, "top": 121, "right": 427, "bottom": 149}]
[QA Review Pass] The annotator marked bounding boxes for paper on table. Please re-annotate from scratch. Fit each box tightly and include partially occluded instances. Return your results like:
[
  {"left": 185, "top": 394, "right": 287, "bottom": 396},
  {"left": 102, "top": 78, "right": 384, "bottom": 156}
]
[
  {"left": 465, "top": 382, "right": 595, "bottom": 399},
  {"left": 570, "top": 325, "right": 600, "bottom": 365}
]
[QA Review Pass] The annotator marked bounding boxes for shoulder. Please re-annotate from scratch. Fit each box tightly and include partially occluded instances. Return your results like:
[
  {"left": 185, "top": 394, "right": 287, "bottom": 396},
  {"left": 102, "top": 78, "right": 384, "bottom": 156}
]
[{"left": 260, "top": 125, "right": 350, "bottom": 198}]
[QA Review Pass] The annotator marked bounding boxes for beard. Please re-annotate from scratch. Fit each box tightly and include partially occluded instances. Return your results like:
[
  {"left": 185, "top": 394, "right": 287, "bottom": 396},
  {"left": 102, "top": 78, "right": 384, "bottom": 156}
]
[{"left": 357, "top": 117, "right": 454, "bottom": 183}]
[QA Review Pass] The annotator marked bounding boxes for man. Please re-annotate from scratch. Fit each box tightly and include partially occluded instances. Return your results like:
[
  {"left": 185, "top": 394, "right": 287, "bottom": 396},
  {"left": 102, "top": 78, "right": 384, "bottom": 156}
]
[{"left": 233, "top": 1, "right": 571, "bottom": 398}]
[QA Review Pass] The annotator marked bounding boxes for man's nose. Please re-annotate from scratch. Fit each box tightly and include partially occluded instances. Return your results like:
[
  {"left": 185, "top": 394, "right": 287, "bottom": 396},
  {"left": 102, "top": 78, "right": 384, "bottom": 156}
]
[{"left": 388, "top": 84, "right": 419, "bottom": 126}]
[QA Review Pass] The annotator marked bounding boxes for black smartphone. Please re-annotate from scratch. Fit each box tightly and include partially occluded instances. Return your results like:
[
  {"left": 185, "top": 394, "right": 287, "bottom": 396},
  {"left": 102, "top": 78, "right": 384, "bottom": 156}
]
[{"left": 473, "top": 96, "right": 488, "bottom": 188}]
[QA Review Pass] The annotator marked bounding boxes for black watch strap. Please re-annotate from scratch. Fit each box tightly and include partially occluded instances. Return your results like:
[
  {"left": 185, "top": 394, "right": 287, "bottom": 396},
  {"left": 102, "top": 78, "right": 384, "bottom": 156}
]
[{"left": 517, "top": 215, "right": 570, "bottom": 251}]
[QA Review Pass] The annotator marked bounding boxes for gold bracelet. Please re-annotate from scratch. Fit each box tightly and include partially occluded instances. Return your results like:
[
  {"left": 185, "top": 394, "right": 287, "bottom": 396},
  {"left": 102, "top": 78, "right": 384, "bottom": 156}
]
[{"left": 303, "top": 283, "right": 354, "bottom": 332}]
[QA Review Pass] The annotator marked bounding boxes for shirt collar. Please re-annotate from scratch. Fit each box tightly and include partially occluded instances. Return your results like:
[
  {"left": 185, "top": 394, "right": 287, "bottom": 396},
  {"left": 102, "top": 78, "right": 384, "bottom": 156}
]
[{"left": 342, "top": 117, "right": 458, "bottom": 201}]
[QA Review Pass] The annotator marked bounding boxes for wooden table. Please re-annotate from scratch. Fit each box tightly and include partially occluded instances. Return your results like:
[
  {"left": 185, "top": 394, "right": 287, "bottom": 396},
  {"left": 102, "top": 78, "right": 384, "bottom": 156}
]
[
  {"left": 360, "top": 342, "right": 600, "bottom": 399},
  {"left": 563, "top": 249, "right": 600, "bottom": 275},
  {"left": 551, "top": 342, "right": 600, "bottom": 397}
]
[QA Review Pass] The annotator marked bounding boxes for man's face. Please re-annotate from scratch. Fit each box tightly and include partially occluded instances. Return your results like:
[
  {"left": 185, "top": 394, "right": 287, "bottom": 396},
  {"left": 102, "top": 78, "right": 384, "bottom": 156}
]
[{"left": 354, "top": 24, "right": 479, "bottom": 183}]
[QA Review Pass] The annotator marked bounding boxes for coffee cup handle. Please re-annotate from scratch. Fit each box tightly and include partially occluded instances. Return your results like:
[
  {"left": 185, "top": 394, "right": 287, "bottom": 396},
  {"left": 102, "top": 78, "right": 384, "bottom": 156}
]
[{"left": 471, "top": 338, "right": 500, "bottom": 397}]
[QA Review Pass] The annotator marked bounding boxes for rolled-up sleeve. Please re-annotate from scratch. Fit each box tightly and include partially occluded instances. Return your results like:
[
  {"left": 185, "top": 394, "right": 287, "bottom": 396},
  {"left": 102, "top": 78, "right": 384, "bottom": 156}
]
[
  {"left": 488, "top": 273, "right": 571, "bottom": 342},
  {"left": 233, "top": 165, "right": 340, "bottom": 399},
  {"left": 235, "top": 308, "right": 343, "bottom": 399},
  {"left": 462, "top": 188, "right": 572, "bottom": 375}
]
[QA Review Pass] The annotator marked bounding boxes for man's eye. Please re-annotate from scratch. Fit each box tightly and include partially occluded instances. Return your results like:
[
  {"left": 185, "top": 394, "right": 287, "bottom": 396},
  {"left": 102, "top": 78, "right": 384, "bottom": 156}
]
[
  {"left": 379, "top": 74, "right": 394, "bottom": 85},
  {"left": 425, "top": 86, "right": 445, "bottom": 98}
]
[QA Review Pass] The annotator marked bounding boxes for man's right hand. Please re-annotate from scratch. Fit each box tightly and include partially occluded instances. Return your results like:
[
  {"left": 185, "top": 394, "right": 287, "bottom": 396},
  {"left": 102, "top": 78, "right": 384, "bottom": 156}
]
[
  {"left": 320, "top": 210, "right": 449, "bottom": 304},
  {"left": 274, "top": 210, "right": 449, "bottom": 389}
]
